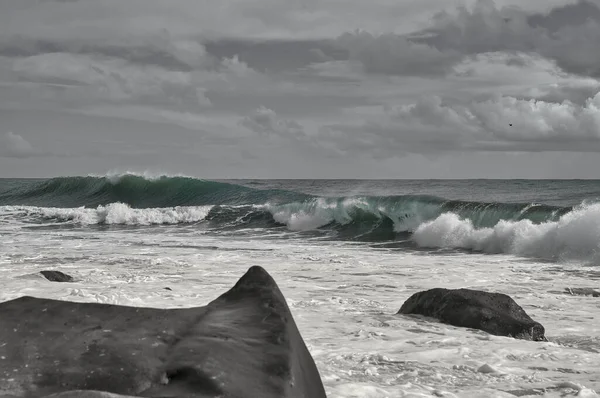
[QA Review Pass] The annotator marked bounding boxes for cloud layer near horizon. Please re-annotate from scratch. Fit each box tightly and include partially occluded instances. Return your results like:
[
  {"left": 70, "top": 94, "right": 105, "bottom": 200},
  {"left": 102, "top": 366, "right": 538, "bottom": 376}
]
[
  {"left": 0, "top": 132, "right": 38, "bottom": 158},
  {"left": 0, "top": 0, "right": 599, "bottom": 178}
]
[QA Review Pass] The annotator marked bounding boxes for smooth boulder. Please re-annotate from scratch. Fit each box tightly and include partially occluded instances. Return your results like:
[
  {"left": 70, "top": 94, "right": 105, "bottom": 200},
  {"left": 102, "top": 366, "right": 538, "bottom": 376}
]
[
  {"left": 40, "top": 270, "right": 74, "bottom": 282},
  {"left": 0, "top": 266, "right": 327, "bottom": 398},
  {"left": 397, "top": 288, "right": 546, "bottom": 341}
]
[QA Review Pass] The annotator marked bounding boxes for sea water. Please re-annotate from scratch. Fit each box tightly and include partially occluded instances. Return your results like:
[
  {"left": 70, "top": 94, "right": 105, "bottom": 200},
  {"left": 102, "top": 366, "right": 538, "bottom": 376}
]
[{"left": 1, "top": 175, "right": 599, "bottom": 397}]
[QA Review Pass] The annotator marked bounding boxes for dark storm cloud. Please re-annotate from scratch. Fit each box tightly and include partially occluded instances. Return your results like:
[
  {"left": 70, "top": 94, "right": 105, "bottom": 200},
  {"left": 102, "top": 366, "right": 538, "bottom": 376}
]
[
  {"left": 3, "top": 0, "right": 598, "bottom": 80},
  {"left": 200, "top": 1, "right": 600, "bottom": 79},
  {"left": 413, "top": 0, "right": 600, "bottom": 77},
  {"left": 527, "top": 0, "right": 600, "bottom": 31}
]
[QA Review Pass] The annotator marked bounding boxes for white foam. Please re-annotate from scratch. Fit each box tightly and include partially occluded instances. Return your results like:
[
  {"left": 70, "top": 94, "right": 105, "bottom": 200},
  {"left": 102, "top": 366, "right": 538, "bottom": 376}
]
[
  {"left": 412, "top": 203, "right": 600, "bottom": 262},
  {"left": 0, "top": 203, "right": 213, "bottom": 225},
  {"left": 263, "top": 197, "right": 452, "bottom": 233},
  {"left": 1, "top": 225, "right": 600, "bottom": 397},
  {"left": 266, "top": 197, "right": 368, "bottom": 231}
]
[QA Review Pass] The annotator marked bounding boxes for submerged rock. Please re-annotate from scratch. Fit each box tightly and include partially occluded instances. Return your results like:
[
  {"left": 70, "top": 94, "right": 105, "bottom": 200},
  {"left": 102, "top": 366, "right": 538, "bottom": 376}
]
[
  {"left": 41, "top": 393, "right": 138, "bottom": 398},
  {"left": 397, "top": 288, "right": 547, "bottom": 341},
  {"left": 0, "top": 266, "right": 326, "bottom": 398},
  {"left": 40, "top": 270, "right": 74, "bottom": 282},
  {"left": 564, "top": 287, "right": 600, "bottom": 297}
]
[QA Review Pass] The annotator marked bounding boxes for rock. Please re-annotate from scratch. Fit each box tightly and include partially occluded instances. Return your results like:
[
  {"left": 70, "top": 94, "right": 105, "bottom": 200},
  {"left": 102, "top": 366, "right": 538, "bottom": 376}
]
[
  {"left": 0, "top": 266, "right": 326, "bottom": 398},
  {"left": 40, "top": 270, "right": 74, "bottom": 283},
  {"left": 504, "top": 388, "right": 545, "bottom": 396},
  {"left": 397, "top": 288, "right": 546, "bottom": 341},
  {"left": 42, "top": 392, "right": 138, "bottom": 398},
  {"left": 477, "top": 364, "right": 499, "bottom": 374},
  {"left": 564, "top": 287, "right": 600, "bottom": 297}
]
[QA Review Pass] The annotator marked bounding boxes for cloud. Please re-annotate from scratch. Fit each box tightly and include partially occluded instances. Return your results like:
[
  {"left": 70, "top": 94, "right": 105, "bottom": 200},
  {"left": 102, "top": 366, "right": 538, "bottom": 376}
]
[
  {"left": 240, "top": 106, "right": 307, "bottom": 139},
  {"left": 204, "top": 39, "right": 343, "bottom": 74},
  {"left": 414, "top": 0, "right": 600, "bottom": 77},
  {"left": 0, "top": 132, "right": 39, "bottom": 158},
  {"left": 398, "top": 93, "right": 600, "bottom": 143},
  {"left": 0, "top": 51, "right": 279, "bottom": 116},
  {"left": 522, "top": 80, "right": 600, "bottom": 106},
  {"left": 0, "top": 35, "right": 215, "bottom": 72},
  {"left": 11, "top": 52, "right": 208, "bottom": 106},
  {"left": 318, "top": 90, "right": 600, "bottom": 157},
  {"left": 332, "top": 31, "right": 463, "bottom": 77},
  {"left": 527, "top": 0, "right": 600, "bottom": 32},
  {"left": 2, "top": 0, "right": 600, "bottom": 179},
  {"left": 0, "top": 0, "right": 500, "bottom": 44},
  {"left": 77, "top": 105, "right": 239, "bottom": 138},
  {"left": 2, "top": 1, "right": 595, "bottom": 79},
  {"left": 289, "top": 0, "right": 600, "bottom": 78}
]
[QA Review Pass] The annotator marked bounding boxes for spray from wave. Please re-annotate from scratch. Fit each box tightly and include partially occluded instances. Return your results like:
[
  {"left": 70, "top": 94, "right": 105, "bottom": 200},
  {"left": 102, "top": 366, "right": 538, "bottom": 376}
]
[
  {"left": 2, "top": 203, "right": 213, "bottom": 226},
  {"left": 412, "top": 203, "right": 600, "bottom": 262},
  {"left": 1, "top": 173, "right": 598, "bottom": 263}
]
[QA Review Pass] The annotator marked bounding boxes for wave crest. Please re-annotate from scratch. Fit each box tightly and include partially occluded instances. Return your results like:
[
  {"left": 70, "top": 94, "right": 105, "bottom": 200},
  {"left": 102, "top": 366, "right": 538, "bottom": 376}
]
[
  {"left": 2, "top": 175, "right": 598, "bottom": 263},
  {"left": 412, "top": 203, "right": 600, "bottom": 262},
  {"left": 6, "top": 203, "right": 213, "bottom": 225}
]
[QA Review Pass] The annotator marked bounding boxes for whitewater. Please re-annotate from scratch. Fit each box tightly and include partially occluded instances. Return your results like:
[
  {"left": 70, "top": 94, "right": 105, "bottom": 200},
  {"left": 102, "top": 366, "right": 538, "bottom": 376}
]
[{"left": 1, "top": 175, "right": 600, "bottom": 397}]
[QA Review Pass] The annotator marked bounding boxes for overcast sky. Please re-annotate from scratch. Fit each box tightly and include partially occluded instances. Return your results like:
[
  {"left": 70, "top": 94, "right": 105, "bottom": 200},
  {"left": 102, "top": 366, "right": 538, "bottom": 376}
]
[{"left": 1, "top": 0, "right": 600, "bottom": 178}]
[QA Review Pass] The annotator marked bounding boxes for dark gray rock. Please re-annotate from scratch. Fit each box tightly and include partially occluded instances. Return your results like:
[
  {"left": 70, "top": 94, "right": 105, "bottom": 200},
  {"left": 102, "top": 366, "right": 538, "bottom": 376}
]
[
  {"left": 397, "top": 288, "right": 546, "bottom": 341},
  {"left": 40, "top": 393, "right": 137, "bottom": 398},
  {"left": 40, "top": 270, "right": 74, "bottom": 282},
  {"left": 0, "top": 266, "right": 326, "bottom": 398}
]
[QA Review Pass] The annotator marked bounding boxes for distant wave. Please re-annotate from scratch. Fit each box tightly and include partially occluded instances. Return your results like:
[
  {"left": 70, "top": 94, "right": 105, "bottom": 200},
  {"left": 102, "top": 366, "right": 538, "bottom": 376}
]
[
  {"left": 0, "top": 173, "right": 306, "bottom": 208},
  {"left": 1, "top": 173, "right": 598, "bottom": 263}
]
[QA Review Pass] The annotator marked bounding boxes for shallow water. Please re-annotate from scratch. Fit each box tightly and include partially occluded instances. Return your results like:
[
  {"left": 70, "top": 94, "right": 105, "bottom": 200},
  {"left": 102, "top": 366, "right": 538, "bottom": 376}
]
[{"left": 1, "top": 224, "right": 599, "bottom": 397}]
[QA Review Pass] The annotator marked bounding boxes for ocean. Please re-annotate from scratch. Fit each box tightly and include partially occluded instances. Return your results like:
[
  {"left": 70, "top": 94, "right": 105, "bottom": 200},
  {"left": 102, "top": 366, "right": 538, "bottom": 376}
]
[{"left": 1, "top": 174, "right": 599, "bottom": 397}]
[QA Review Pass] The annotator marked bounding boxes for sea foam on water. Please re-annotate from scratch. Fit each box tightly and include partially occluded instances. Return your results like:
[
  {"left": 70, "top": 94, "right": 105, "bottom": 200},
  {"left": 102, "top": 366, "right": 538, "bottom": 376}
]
[{"left": 1, "top": 176, "right": 599, "bottom": 396}]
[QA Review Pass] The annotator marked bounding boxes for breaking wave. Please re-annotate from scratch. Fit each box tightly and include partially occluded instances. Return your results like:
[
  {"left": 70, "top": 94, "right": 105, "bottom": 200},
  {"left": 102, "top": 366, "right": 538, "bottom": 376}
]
[
  {"left": 1, "top": 174, "right": 598, "bottom": 262},
  {"left": 413, "top": 203, "right": 600, "bottom": 262}
]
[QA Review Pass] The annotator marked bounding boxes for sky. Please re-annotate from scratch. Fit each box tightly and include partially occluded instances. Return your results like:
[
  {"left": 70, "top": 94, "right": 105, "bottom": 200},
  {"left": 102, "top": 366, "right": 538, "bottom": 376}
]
[{"left": 1, "top": 0, "right": 600, "bottom": 178}]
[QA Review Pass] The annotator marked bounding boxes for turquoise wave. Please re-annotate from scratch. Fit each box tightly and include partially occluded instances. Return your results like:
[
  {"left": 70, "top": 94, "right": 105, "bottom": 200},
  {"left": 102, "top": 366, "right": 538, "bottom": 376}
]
[
  {"left": 0, "top": 174, "right": 307, "bottom": 208},
  {"left": 0, "top": 175, "right": 573, "bottom": 240}
]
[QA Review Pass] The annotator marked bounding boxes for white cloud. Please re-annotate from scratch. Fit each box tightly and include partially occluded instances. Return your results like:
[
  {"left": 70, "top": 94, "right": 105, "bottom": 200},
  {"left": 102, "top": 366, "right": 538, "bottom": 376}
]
[
  {"left": 0, "top": 132, "right": 38, "bottom": 158},
  {"left": 464, "top": 93, "right": 600, "bottom": 142},
  {"left": 319, "top": 90, "right": 600, "bottom": 156},
  {"left": 523, "top": 80, "right": 600, "bottom": 105}
]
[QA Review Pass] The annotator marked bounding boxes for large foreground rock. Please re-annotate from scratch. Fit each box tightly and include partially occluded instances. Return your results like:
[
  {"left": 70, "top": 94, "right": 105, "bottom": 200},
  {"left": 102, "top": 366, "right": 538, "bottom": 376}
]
[
  {"left": 0, "top": 266, "right": 326, "bottom": 398},
  {"left": 397, "top": 288, "right": 547, "bottom": 341}
]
